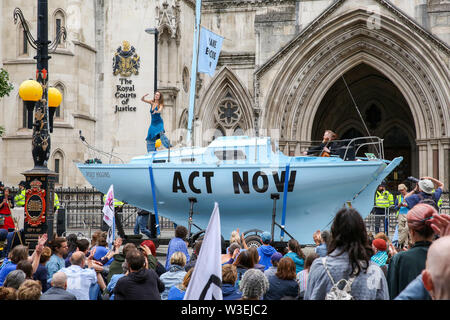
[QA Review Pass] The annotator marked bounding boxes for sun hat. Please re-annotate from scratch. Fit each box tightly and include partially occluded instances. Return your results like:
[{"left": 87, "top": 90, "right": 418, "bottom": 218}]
[{"left": 418, "top": 179, "right": 434, "bottom": 194}]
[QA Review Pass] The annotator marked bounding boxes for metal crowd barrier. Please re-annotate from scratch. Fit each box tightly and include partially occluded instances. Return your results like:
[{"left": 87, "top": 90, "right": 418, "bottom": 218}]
[
  {"left": 8, "top": 186, "right": 176, "bottom": 239},
  {"left": 364, "top": 196, "right": 449, "bottom": 238}
]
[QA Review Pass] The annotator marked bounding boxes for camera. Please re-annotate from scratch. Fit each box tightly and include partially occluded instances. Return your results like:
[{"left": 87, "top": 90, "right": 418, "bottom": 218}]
[{"left": 406, "top": 176, "right": 420, "bottom": 184}]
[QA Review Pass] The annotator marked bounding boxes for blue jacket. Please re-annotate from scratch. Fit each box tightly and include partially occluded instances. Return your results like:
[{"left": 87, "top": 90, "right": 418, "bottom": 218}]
[
  {"left": 257, "top": 245, "right": 277, "bottom": 271},
  {"left": 284, "top": 252, "right": 305, "bottom": 273},
  {"left": 315, "top": 243, "right": 327, "bottom": 257},
  {"left": 46, "top": 254, "right": 66, "bottom": 284},
  {"left": 33, "top": 264, "right": 49, "bottom": 292},
  {"left": 222, "top": 283, "right": 242, "bottom": 300},
  {"left": 159, "top": 265, "right": 187, "bottom": 300},
  {"left": 165, "top": 238, "right": 190, "bottom": 270},
  {"left": 264, "top": 274, "right": 299, "bottom": 300},
  {"left": 0, "top": 260, "right": 17, "bottom": 286},
  {"left": 167, "top": 285, "right": 186, "bottom": 300},
  {"left": 394, "top": 274, "right": 431, "bottom": 300}
]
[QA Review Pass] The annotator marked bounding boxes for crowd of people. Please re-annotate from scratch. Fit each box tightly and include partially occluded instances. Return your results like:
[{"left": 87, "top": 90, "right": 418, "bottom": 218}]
[{"left": 0, "top": 177, "right": 449, "bottom": 300}]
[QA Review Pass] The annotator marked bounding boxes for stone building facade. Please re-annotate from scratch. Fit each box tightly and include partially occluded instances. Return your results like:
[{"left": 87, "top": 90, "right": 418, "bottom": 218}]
[{"left": 1, "top": 0, "right": 449, "bottom": 190}]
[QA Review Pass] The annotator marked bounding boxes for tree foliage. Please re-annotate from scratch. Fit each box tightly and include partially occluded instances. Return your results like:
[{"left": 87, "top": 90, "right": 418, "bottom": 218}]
[
  {"left": 0, "top": 68, "right": 14, "bottom": 99},
  {"left": 1, "top": 68, "right": 14, "bottom": 136}
]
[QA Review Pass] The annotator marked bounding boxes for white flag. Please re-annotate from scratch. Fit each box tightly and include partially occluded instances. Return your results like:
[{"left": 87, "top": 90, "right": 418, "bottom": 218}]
[
  {"left": 184, "top": 202, "right": 223, "bottom": 300},
  {"left": 102, "top": 185, "right": 115, "bottom": 227},
  {"left": 198, "top": 27, "right": 224, "bottom": 77}
]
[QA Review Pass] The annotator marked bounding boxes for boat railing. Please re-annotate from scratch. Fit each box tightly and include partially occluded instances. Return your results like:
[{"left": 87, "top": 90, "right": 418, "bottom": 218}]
[{"left": 334, "top": 136, "right": 385, "bottom": 161}]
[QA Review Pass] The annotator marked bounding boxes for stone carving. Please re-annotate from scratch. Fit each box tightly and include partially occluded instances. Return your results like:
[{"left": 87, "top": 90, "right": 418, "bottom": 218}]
[{"left": 156, "top": 0, "right": 181, "bottom": 44}]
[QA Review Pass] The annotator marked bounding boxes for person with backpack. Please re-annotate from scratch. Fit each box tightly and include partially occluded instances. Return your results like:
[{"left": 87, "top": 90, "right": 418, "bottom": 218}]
[
  {"left": 304, "top": 208, "right": 389, "bottom": 300},
  {"left": 404, "top": 177, "right": 443, "bottom": 211}
]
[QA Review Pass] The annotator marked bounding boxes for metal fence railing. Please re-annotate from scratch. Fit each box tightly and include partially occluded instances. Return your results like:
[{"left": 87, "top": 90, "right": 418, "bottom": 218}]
[{"left": 8, "top": 186, "right": 176, "bottom": 239}]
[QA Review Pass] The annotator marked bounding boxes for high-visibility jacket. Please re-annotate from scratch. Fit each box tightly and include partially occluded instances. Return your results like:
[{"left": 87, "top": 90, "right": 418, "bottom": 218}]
[
  {"left": 375, "top": 190, "right": 394, "bottom": 208},
  {"left": 394, "top": 194, "right": 409, "bottom": 216},
  {"left": 430, "top": 189, "right": 443, "bottom": 208},
  {"left": 14, "top": 189, "right": 26, "bottom": 207},
  {"left": 54, "top": 193, "right": 60, "bottom": 210},
  {"left": 103, "top": 194, "right": 124, "bottom": 207}
]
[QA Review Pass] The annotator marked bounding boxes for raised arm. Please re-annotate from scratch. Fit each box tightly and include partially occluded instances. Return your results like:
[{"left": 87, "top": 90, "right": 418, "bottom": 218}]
[
  {"left": 422, "top": 177, "right": 444, "bottom": 190},
  {"left": 141, "top": 94, "right": 153, "bottom": 104}
]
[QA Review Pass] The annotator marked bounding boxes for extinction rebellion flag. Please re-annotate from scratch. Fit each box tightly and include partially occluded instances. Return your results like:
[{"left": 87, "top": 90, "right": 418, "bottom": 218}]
[
  {"left": 184, "top": 202, "right": 223, "bottom": 300},
  {"left": 198, "top": 27, "right": 224, "bottom": 77},
  {"left": 102, "top": 185, "right": 115, "bottom": 227}
]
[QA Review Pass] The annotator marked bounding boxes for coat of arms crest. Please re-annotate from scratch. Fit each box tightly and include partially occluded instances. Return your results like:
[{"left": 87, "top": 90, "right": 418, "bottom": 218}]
[{"left": 113, "top": 41, "right": 140, "bottom": 77}]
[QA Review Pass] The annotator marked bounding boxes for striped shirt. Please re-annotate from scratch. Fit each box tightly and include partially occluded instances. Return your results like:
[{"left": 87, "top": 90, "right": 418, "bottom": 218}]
[{"left": 371, "top": 251, "right": 388, "bottom": 267}]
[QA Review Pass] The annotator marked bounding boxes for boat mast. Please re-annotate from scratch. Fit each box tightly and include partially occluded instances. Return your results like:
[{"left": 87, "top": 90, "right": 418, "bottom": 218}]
[{"left": 186, "top": 0, "right": 202, "bottom": 147}]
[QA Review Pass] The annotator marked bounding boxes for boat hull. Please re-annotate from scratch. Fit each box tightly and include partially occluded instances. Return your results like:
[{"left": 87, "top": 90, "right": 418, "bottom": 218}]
[{"left": 77, "top": 156, "right": 402, "bottom": 244}]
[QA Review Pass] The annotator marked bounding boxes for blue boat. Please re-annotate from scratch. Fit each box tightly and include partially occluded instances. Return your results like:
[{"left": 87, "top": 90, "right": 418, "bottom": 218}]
[
  {"left": 77, "top": 135, "right": 402, "bottom": 244},
  {"left": 78, "top": 1, "right": 402, "bottom": 245}
]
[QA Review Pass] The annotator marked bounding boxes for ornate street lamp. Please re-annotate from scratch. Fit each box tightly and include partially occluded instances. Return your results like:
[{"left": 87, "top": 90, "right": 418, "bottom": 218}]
[
  {"left": 18, "top": 79, "right": 43, "bottom": 129},
  {"left": 48, "top": 87, "right": 62, "bottom": 133},
  {"left": 145, "top": 28, "right": 159, "bottom": 93},
  {"left": 14, "top": 1, "right": 66, "bottom": 245}
]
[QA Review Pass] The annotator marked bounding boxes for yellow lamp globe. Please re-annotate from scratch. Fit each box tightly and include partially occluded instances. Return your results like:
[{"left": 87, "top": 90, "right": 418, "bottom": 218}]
[
  {"left": 48, "top": 87, "right": 63, "bottom": 107},
  {"left": 155, "top": 139, "right": 162, "bottom": 148},
  {"left": 18, "top": 79, "right": 43, "bottom": 102}
]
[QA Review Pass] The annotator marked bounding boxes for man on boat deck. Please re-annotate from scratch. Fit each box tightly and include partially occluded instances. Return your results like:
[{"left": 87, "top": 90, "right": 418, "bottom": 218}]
[{"left": 304, "top": 130, "right": 340, "bottom": 157}]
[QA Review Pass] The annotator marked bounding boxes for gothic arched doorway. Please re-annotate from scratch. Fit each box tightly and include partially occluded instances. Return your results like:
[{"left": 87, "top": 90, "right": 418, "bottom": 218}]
[{"left": 312, "top": 63, "right": 417, "bottom": 187}]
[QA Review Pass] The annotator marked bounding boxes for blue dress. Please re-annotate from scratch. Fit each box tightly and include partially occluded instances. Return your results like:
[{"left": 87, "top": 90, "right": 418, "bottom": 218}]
[{"left": 146, "top": 105, "right": 165, "bottom": 142}]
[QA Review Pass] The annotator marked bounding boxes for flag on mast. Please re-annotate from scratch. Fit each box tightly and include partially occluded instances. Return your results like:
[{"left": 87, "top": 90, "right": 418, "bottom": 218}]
[
  {"left": 198, "top": 26, "right": 224, "bottom": 77},
  {"left": 184, "top": 202, "right": 223, "bottom": 300}
]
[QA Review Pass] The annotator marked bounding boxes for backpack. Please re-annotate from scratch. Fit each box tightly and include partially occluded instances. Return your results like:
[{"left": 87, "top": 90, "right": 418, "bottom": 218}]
[
  {"left": 321, "top": 257, "right": 356, "bottom": 300},
  {"left": 418, "top": 193, "right": 439, "bottom": 211}
]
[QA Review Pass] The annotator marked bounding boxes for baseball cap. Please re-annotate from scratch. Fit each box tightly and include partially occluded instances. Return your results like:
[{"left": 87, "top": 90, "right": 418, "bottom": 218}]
[
  {"left": 418, "top": 179, "right": 434, "bottom": 194},
  {"left": 261, "top": 232, "right": 271, "bottom": 244},
  {"left": 270, "top": 252, "right": 283, "bottom": 263}
]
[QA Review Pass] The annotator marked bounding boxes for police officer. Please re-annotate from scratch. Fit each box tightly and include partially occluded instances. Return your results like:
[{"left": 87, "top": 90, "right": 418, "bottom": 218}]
[
  {"left": 54, "top": 192, "right": 60, "bottom": 212},
  {"left": 14, "top": 181, "right": 27, "bottom": 207},
  {"left": 374, "top": 182, "right": 394, "bottom": 234}
]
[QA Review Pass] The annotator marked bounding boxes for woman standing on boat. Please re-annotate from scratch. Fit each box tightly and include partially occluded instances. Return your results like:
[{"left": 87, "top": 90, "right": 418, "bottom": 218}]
[{"left": 141, "top": 91, "right": 172, "bottom": 152}]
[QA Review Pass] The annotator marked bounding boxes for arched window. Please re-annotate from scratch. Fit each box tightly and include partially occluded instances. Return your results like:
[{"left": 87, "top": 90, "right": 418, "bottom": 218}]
[
  {"left": 53, "top": 9, "right": 66, "bottom": 48},
  {"left": 212, "top": 127, "right": 225, "bottom": 141},
  {"left": 54, "top": 83, "right": 65, "bottom": 119},
  {"left": 17, "top": 22, "right": 31, "bottom": 57},
  {"left": 234, "top": 126, "right": 244, "bottom": 136},
  {"left": 213, "top": 89, "right": 246, "bottom": 134},
  {"left": 22, "top": 101, "right": 31, "bottom": 129},
  {"left": 52, "top": 150, "right": 64, "bottom": 185}
]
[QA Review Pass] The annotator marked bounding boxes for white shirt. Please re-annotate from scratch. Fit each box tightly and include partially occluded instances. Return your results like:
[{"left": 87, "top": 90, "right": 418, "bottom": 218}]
[{"left": 61, "top": 265, "right": 97, "bottom": 300}]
